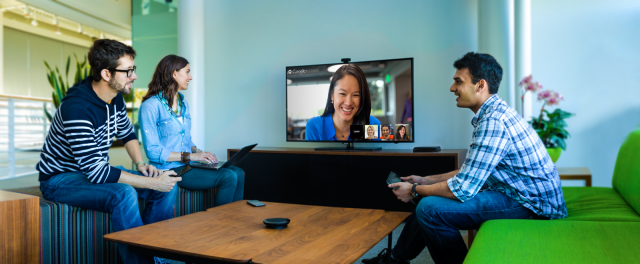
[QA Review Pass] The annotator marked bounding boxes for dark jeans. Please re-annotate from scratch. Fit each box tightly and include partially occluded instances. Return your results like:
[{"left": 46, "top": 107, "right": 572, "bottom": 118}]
[
  {"left": 39, "top": 166, "right": 178, "bottom": 264},
  {"left": 392, "top": 191, "right": 536, "bottom": 264},
  {"left": 176, "top": 166, "right": 244, "bottom": 206}
]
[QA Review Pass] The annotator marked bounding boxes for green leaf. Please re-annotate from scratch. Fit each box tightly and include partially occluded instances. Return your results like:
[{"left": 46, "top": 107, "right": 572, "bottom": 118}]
[
  {"left": 44, "top": 61, "right": 52, "bottom": 71},
  {"left": 53, "top": 77, "right": 63, "bottom": 107},
  {"left": 43, "top": 103, "right": 53, "bottom": 122},
  {"left": 57, "top": 74, "right": 66, "bottom": 94},
  {"left": 46, "top": 73, "right": 54, "bottom": 89},
  {"left": 52, "top": 92, "right": 60, "bottom": 109},
  {"left": 65, "top": 56, "right": 70, "bottom": 80}
]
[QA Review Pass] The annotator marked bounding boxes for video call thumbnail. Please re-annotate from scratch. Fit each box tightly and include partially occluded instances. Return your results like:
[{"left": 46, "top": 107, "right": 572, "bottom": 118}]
[{"left": 286, "top": 58, "right": 414, "bottom": 142}]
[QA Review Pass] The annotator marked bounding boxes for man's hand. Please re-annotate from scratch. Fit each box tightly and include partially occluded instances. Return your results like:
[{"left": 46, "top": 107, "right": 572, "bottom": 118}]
[
  {"left": 401, "top": 175, "right": 427, "bottom": 185},
  {"left": 149, "top": 170, "right": 181, "bottom": 192},
  {"left": 138, "top": 164, "right": 162, "bottom": 177},
  {"left": 389, "top": 182, "right": 414, "bottom": 203}
]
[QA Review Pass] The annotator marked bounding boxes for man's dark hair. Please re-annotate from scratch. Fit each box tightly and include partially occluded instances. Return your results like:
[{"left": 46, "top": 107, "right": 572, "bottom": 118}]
[
  {"left": 88, "top": 39, "right": 136, "bottom": 82},
  {"left": 453, "top": 52, "right": 503, "bottom": 94},
  {"left": 382, "top": 124, "right": 390, "bottom": 130}
]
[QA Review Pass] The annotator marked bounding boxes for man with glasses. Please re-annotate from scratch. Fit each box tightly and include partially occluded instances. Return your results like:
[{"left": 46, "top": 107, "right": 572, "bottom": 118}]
[{"left": 36, "top": 39, "right": 181, "bottom": 264}]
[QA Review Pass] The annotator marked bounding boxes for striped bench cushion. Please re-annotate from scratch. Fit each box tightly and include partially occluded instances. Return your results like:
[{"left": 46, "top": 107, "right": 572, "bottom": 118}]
[{"left": 8, "top": 186, "right": 215, "bottom": 264}]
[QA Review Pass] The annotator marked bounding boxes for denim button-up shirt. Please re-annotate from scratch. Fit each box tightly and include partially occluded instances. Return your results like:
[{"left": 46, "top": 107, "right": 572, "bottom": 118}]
[{"left": 139, "top": 93, "right": 196, "bottom": 170}]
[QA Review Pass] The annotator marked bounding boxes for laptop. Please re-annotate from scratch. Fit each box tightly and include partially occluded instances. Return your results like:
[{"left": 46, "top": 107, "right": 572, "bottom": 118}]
[{"left": 189, "top": 144, "right": 257, "bottom": 170}]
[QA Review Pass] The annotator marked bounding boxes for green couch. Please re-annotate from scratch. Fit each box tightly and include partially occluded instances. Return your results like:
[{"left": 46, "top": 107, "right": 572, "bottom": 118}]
[{"left": 464, "top": 129, "right": 640, "bottom": 263}]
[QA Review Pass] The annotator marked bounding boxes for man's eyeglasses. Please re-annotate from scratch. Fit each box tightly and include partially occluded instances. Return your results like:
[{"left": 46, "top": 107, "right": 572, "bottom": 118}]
[{"left": 108, "top": 66, "right": 136, "bottom": 77}]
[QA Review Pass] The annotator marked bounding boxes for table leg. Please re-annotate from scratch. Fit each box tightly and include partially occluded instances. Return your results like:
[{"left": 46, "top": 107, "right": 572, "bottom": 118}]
[{"left": 387, "top": 232, "right": 392, "bottom": 262}]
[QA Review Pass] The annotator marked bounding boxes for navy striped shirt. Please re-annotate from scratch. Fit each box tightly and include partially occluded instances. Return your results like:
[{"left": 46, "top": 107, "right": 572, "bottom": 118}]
[{"left": 37, "top": 77, "right": 137, "bottom": 184}]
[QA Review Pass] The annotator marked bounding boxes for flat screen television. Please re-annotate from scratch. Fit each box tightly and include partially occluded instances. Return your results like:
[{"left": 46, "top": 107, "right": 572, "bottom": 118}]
[{"left": 286, "top": 58, "right": 414, "bottom": 149}]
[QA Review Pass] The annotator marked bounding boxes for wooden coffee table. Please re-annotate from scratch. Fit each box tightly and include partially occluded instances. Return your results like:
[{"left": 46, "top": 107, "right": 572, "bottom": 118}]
[{"left": 104, "top": 201, "right": 410, "bottom": 263}]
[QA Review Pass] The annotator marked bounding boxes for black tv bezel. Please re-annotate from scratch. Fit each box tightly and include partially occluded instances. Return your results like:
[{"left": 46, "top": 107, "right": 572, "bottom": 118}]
[{"left": 285, "top": 57, "right": 415, "bottom": 143}]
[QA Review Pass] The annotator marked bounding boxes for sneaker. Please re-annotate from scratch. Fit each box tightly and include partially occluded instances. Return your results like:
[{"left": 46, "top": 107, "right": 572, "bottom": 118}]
[
  {"left": 361, "top": 249, "right": 409, "bottom": 264},
  {"left": 154, "top": 257, "right": 172, "bottom": 264}
]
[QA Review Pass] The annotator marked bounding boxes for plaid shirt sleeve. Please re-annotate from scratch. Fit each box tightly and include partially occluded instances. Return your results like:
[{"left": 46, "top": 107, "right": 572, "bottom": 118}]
[{"left": 447, "top": 117, "right": 513, "bottom": 202}]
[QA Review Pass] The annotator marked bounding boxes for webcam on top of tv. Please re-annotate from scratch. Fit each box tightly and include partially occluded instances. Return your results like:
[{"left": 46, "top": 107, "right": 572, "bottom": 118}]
[{"left": 341, "top": 58, "right": 351, "bottom": 64}]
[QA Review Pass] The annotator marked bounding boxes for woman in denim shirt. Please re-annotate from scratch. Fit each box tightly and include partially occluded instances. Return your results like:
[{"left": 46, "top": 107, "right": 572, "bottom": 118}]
[{"left": 139, "top": 55, "right": 244, "bottom": 206}]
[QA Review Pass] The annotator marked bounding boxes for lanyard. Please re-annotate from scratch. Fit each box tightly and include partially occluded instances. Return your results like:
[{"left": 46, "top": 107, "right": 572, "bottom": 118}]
[{"left": 157, "top": 92, "right": 185, "bottom": 124}]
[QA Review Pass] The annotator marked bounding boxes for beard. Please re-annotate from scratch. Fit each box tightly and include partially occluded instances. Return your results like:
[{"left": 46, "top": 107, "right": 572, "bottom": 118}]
[{"left": 108, "top": 78, "right": 133, "bottom": 95}]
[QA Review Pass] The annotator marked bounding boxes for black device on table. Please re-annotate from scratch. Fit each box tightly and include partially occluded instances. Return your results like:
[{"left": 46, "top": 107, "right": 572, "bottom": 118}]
[
  {"left": 413, "top": 146, "right": 441, "bottom": 152},
  {"left": 247, "top": 200, "right": 266, "bottom": 207},
  {"left": 189, "top": 143, "right": 258, "bottom": 170}
]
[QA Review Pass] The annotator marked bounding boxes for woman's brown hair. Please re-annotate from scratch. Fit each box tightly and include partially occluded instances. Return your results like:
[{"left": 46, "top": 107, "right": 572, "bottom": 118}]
[{"left": 142, "top": 55, "right": 189, "bottom": 107}]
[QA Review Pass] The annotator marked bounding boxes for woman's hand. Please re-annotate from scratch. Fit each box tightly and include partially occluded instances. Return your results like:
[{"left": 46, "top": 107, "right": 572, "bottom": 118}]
[
  {"left": 191, "top": 152, "right": 218, "bottom": 163},
  {"left": 138, "top": 164, "right": 162, "bottom": 177}
]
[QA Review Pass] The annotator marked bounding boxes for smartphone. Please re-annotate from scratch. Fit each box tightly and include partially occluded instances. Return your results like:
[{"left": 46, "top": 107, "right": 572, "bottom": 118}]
[
  {"left": 387, "top": 171, "right": 402, "bottom": 190},
  {"left": 173, "top": 165, "right": 192, "bottom": 177},
  {"left": 247, "top": 200, "right": 266, "bottom": 207}
]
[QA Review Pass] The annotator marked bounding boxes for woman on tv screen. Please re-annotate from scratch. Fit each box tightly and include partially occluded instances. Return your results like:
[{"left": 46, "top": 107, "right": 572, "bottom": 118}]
[
  {"left": 366, "top": 125, "right": 378, "bottom": 139},
  {"left": 395, "top": 125, "right": 410, "bottom": 141},
  {"left": 304, "top": 64, "right": 381, "bottom": 141},
  {"left": 138, "top": 55, "right": 244, "bottom": 206}
]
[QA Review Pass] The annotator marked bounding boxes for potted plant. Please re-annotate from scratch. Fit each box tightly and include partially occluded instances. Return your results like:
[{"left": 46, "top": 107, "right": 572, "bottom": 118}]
[
  {"left": 43, "top": 54, "right": 91, "bottom": 121},
  {"left": 520, "top": 76, "right": 574, "bottom": 163}
]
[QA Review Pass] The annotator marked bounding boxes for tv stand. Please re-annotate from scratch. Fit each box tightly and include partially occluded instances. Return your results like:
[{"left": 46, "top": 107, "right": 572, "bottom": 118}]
[
  {"left": 314, "top": 142, "right": 381, "bottom": 151},
  {"left": 227, "top": 147, "right": 467, "bottom": 212}
]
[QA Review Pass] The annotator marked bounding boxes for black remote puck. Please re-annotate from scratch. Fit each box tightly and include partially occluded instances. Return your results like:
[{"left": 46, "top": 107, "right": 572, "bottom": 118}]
[{"left": 263, "top": 218, "right": 290, "bottom": 229}]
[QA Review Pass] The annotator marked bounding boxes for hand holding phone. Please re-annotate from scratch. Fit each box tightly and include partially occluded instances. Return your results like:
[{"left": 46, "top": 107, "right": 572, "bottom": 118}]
[
  {"left": 387, "top": 171, "right": 402, "bottom": 190},
  {"left": 173, "top": 165, "right": 192, "bottom": 177}
]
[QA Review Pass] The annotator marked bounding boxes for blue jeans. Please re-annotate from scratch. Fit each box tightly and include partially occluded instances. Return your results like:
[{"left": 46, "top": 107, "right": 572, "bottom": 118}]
[
  {"left": 392, "top": 190, "right": 536, "bottom": 264},
  {"left": 39, "top": 166, "right": 178, "bottom": 264},
  {"left": 176, "top": 166, "right": 245, "bottom": 206}
]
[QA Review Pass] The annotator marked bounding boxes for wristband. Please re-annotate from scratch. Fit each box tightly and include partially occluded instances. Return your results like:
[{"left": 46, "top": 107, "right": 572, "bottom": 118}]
[
  {"left": 181, "top": 152, "right": 191, "bottom": 164},
  {"left": 135, "top": 161, "right": 146, "bottom": 168}
]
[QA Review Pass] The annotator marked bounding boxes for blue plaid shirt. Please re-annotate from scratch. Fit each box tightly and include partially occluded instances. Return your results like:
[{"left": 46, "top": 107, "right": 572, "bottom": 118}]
[{"left": 447, "top": 95, "right": 568, "bottom": 219}]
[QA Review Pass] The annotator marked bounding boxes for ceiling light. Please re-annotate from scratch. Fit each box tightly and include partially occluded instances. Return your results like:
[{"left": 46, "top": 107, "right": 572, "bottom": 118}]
[
  {"left": 31, "top": 18, "right": 38, "bottom": 26},
  {"left": 24, "top": 6, "right": 30, "bottom": 17},
  {"left": 376, "top": 80, "right": 384, "bottom": 87},
  {"left": 55, "top": 27, "right": 62, "bottom": 35},
  {"left": 100, "top": 32, "right": 104, "bottom": 39},
  {"left": 52, "top": 16, "right": 58, "bottom": 26},
  {"left": 327, "top": 64, "right": 346, "bottom": 73},
  {"left": 77, "top": 25, "right": 83, "bottom": 34}
]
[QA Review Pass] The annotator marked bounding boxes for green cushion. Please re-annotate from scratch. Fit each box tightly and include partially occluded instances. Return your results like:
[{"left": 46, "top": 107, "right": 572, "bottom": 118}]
[
  {"left": 612, "top": 128, "right": 640, "bottom": 214},
  {"left": 560, "top": 187, "right": 640, "bottom": 222},
  {"left": 464, "top": 220, "right": 640, "bottom": 264}
]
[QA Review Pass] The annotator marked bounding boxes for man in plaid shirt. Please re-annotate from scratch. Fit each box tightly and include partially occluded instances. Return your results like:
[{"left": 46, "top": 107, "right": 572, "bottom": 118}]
[{"left": 363, "top": 52, "right": 567, "bottom": 264}]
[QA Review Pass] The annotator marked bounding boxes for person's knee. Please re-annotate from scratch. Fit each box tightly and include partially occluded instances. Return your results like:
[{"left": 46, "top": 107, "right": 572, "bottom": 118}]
[
  {"left": 220, "top": 169, "right": 238, "bottom": 186},
  {"left": 228, "top": 167, "right": 244, "bottom": 180},
  {"left": 235, "top": 169, "right": 245, "bottom": 183},
  {"left": 415, "top": 197, "right": 445, "bottom": 225},
  {"left": 110, "top": 184, "right": 138, "bottom": 208}
]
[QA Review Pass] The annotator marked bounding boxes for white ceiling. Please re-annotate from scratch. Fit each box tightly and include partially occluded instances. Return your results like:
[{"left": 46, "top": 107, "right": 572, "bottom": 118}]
[{"left": 13, "top": 0, "right": 131, "bottom": 39}]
